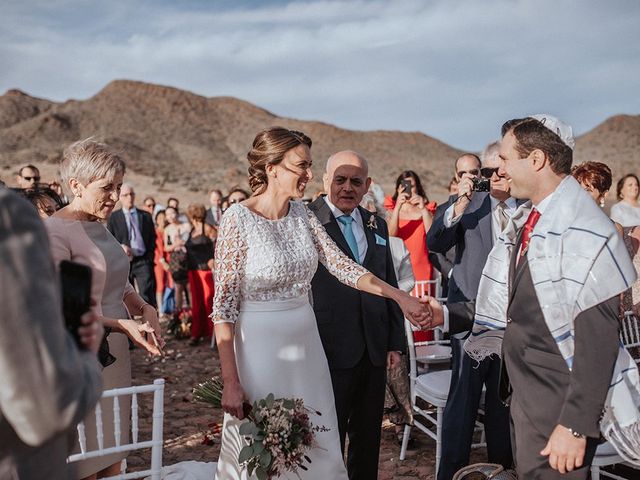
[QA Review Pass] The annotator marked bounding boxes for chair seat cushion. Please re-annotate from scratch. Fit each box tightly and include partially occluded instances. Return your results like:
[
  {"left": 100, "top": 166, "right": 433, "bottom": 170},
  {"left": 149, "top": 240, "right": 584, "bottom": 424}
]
[
  {"left": 415, "top": 369, "right": 451, "bottom": 404},
  {"left": 416, "top": 345, "right": 451, "bottom": 363}
]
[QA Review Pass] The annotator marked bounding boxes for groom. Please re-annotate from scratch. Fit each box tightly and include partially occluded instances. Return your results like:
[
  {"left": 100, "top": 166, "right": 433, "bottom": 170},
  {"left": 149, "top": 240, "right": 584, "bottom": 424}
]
[{"left": 309, "top": 150, "right": 406, "bottom": 479}]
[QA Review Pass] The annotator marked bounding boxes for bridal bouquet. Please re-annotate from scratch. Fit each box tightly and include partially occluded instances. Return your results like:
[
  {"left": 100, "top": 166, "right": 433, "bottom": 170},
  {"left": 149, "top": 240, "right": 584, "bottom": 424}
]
[{"left": 193, "top": 377, "right": 328, "bottom": 480}]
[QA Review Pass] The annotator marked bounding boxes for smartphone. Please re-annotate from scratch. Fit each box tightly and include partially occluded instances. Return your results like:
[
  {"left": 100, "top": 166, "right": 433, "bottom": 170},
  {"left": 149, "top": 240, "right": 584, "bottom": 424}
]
[
  {"left": 400, "top": 179, "right": 412, "bottom": 194},
  {"left": 60, "top": 260, "right": 92, "bottom": 350}
]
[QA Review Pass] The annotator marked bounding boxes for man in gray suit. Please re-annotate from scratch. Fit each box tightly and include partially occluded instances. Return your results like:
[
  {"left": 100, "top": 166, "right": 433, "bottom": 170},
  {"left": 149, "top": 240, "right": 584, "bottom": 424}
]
[
  {"left": 427, "top": 150, "right": 515, "bottom": 479},
  {"left": 309, "top": 151, "right": 405, "bottom": 480},
  {"left": 0, "top": 188, "right": 103, "bottom": 479}
]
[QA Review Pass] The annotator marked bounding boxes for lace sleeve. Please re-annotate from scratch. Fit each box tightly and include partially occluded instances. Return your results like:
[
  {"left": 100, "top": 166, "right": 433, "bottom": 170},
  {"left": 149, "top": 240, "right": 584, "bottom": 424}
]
[
  {"left": 210, "top": 206, "right": 247, "bottom": 325},
  {"left": 303, "top": 204, "right": 369, "bottom": 288}
]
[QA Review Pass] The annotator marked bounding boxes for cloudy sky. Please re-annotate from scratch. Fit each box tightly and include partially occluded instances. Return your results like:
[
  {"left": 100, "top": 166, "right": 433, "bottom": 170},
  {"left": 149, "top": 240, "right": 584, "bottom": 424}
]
[{"left": 2, "top": 0, "right": 639, "bottom": 150}]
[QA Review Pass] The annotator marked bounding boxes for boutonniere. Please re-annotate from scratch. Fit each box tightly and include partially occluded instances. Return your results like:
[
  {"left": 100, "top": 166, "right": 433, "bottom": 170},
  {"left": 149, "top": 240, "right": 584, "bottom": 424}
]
[{"left": 366, "top": 214, "right": 378, "bottom": 230}]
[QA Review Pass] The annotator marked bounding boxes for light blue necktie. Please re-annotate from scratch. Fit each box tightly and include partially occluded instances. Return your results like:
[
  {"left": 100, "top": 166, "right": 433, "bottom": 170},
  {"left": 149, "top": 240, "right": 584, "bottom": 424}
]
[{"left": 337, "top": 214, "right": 360, "bottom": 263}]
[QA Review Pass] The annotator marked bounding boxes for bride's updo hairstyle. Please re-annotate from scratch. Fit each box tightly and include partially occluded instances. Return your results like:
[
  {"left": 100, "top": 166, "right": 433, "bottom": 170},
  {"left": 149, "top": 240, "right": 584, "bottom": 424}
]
[{"left": 247, "top": 126, "right": 312, "bottom": 194}]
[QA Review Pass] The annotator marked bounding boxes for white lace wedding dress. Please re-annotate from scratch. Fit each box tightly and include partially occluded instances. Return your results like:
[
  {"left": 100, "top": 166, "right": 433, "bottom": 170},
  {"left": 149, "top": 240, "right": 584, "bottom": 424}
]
[{"left": 211, "top": 201, "right": 368, "bottom": 480}]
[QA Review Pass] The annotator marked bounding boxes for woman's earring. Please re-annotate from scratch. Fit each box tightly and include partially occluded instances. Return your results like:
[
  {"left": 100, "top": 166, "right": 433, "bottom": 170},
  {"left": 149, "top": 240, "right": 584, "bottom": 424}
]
[{"left": 599, "top": 197, "right": 605, "bottom": 208}]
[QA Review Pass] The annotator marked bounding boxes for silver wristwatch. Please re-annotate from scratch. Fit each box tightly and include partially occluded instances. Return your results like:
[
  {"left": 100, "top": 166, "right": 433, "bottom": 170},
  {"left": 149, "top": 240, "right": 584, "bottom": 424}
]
[{"left": 568, "top": 427, "right": 586, "bottom": 439}]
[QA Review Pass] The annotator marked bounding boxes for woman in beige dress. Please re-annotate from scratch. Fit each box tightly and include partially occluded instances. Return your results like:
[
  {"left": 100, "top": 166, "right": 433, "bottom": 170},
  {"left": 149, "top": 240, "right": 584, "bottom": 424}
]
[{"left": 45, "top": 138, "right": 163, "bottom": 479}]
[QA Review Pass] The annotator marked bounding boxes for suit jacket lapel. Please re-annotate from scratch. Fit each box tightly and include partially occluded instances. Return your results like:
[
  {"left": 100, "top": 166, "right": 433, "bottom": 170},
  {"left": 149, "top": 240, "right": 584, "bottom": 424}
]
[{"left": 311, "top": 198, "right": 358, "bottom": 263}]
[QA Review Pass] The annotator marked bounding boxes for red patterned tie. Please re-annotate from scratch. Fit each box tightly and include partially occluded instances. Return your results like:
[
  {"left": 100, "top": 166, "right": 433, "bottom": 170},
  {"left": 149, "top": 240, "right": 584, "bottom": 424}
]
[{"left": 518, "top": 208, "right": 541, "bottom": 264}]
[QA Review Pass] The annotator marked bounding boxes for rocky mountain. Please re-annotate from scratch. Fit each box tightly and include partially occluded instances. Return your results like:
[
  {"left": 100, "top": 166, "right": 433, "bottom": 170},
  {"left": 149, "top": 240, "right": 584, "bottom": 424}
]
[
  {"left": 0, "top": 80, "right": 463, "bottom": 199},
  {"left": 1, "top": 80, "right": 638, "bottom": 201},
  {"left": 573, "top": 114, "right": 640, "bottom": 177}
]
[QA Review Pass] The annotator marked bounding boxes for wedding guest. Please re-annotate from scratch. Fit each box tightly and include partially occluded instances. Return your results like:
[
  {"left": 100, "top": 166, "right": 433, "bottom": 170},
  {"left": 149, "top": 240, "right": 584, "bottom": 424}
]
[
  {"left": 309, "top": 150, "right": 407, "bottom": 479},
  {"left": 45, "top": 138, "right": 162, "bottom": 479},
  {"left": 185, "top": 203, "right": 217, "bottom": 345},
  {"left": 167, "top": 196, "right": 189, "bottom": 223},
  {"left": 141, "top": 196, "right": 156, "bottom": 215},
  {"left": 571, "top": 161, "right": 613, "bottom": 209},
  {"left": 205, "top": 189, "right": 223, "bottom": 227},
  {"left": 384, "top": 170, "right": 437, "bottom": 286},
  {"left": 15, "top": 164, "right": 41, "bottom": 190},
  {"left": 153, "top": 210, "right": 171, "bottom": 314},
  {"left": 227, "top": 187, "right": 250, "bottom": 204},
  {"left": 164, "top": 205, "right": 191, "bottom": 317},
  {"left": 22, "top": 187, "right": 63, "bottom": 218},
  {"left": 0, "top": 188, "right": 103, "bottom": 480},
  {"left": 107, "top": 183, "right": 157, "bottom": 307},
  {"left": 610, "top": 174, "right": 640, "bottom": 227}
]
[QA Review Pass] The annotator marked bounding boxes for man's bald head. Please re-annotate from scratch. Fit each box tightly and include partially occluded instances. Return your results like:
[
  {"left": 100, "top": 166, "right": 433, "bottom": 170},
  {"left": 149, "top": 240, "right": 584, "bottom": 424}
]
[
  {"left": 323, "top": 150, "right": 371, "bottom": 215},
  {"left": 325, "top": 150, "right": 369, "bottom": 177}
]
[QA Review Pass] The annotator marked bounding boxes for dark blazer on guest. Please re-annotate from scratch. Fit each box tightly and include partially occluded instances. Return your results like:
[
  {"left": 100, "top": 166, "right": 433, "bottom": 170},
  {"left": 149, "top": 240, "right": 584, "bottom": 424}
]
[
  {"left": 427, "top": 192, "right": 495, "bottom": 304},
  {"left": 309, "top": 197, "right": 405, "bottom": 369},
  {"left": 427, "top": 191, "right": 516, "bottom": 479},
  {"left": 107, "top": 208, "right": 156, "bottom": 263},
  {"left": 428, "top": 196, "right": 457, "bottom": 296}
]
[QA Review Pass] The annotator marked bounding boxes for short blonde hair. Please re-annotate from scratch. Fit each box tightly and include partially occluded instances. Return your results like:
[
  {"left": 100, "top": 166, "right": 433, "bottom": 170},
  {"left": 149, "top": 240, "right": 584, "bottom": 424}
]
[{"left": 61, "top": 138, "right": 126, "bottom": 188}]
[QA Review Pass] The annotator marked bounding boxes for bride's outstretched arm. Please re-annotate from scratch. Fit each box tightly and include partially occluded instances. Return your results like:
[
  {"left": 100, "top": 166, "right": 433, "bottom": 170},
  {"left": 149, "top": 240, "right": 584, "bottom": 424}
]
[
  {"left": 304, "top": 206, "right": 431, "bottom": 329},
  {"left": 210, "top": 207, "right": 249, "bottom": 419}
]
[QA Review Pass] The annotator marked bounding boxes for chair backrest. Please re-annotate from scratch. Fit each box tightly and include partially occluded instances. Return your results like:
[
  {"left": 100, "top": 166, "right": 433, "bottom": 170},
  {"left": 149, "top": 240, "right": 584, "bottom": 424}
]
[
  {"left": 621, "top": 311, "right": 640, "bottom": 364},
  {"left": 68, "top": 378, "right": 165, "bottom": 480},
  {"left": 412, "top": 277, "right": 442, "bottom": 300}
]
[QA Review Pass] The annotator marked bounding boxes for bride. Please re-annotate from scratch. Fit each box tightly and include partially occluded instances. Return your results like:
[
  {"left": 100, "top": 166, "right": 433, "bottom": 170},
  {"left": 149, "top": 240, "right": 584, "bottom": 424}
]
[{"left": 212, "top": 127, "right": 430, "bottom": 479}]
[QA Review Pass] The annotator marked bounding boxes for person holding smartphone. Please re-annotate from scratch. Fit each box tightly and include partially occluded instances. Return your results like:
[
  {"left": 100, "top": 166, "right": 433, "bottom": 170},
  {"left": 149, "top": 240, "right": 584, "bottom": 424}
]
[{"left": 384, "top": 170, "right": 437, "bottom": 287}]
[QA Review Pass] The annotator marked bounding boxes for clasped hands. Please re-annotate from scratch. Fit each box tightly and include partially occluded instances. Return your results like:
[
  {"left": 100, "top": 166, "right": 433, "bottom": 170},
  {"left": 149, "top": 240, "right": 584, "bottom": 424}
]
[{"left": 399, "top": 293, "right": 445, "bottom": 330}]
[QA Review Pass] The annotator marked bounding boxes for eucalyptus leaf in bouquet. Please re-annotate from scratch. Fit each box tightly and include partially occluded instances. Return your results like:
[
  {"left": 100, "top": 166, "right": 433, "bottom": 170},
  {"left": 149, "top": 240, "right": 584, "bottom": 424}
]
[{"left": 193, "top": 377, "right": 329, "bottom": 479}]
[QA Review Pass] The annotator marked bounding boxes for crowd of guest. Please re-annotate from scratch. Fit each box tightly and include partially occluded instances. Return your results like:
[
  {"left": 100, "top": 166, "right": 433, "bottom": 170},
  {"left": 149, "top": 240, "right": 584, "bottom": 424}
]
[{"left": 2, "top": 123, "right": 640, "bottom": 479}]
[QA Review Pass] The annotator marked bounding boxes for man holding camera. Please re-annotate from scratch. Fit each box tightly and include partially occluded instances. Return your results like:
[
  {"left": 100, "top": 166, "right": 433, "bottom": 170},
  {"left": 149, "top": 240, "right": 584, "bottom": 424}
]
[{"left": 427, "top": 148, "right": 516, "bottom": 479}]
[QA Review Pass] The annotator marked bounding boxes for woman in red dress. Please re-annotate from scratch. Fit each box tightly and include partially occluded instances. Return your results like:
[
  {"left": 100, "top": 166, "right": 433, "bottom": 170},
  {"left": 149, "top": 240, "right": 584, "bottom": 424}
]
[
  {"left": 384, "top": 170, "right": 436, "bottom": 288},
  {"left": 385, "top": 171, "right": 437, "bottom": 358}
]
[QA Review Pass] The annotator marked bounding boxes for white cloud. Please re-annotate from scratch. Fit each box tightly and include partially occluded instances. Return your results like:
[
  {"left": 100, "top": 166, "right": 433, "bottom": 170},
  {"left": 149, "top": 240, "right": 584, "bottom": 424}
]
[{"left": 1, "top": 0, "right": 639, "bottom": 150}]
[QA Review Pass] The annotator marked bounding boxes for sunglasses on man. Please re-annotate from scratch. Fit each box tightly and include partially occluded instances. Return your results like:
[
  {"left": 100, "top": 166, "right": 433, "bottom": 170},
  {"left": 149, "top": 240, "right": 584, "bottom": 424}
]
[
  {"left": 22, "top": 176, "right": 41, "bottom": 182},
  {"left": 456, "top": 168, "right": 500, "bottom": 179}
]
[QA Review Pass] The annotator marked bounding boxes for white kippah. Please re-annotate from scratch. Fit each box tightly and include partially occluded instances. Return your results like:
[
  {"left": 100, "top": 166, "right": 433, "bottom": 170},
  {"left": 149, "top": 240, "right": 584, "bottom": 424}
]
[{"left": 530, "top": 114, "right": 575, "bottom": 150}]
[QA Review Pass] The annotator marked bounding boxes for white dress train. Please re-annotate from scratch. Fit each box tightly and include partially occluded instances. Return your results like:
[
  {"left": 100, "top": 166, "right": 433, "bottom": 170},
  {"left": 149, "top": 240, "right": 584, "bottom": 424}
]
[{"left": 211, "top": 201, "right": 368, "bottom": 480}]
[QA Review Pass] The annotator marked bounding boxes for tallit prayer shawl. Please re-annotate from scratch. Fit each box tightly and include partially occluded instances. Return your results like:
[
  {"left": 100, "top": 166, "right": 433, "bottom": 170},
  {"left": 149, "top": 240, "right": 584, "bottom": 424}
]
[{"left": 466, "top": 175, "right": 640, "bottom": 463}]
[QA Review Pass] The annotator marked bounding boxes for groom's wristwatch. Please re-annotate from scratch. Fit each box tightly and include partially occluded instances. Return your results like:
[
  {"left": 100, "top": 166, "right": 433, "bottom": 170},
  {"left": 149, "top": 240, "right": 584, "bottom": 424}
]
[{"left": 567, "top": 427, "right": 586, "bottom": 439}]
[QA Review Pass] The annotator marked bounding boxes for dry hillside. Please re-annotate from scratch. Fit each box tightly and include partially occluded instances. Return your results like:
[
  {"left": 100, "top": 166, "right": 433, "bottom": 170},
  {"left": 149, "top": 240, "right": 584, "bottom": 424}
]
[
  {"left": 0, "top": 80, "right": 463, "bottom": 202},
  {"left": 1, "top": 80, "right": 638, "bottom": 204}
]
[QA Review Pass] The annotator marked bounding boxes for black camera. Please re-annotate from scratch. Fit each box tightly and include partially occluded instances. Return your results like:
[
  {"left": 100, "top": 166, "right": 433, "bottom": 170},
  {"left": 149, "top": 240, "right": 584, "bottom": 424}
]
[{"left": 472, "top": 177, "right": 490, "bottom": 192}]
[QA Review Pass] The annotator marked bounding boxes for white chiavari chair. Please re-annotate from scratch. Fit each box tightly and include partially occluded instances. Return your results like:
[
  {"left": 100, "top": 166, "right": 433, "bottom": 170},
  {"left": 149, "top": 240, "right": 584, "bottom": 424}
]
[{"left": 68, "top": 379, "right": 165, "bottom": 480}]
